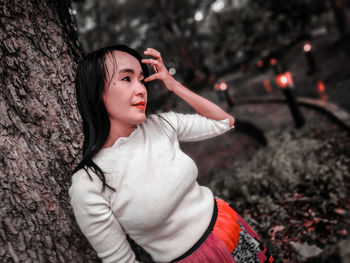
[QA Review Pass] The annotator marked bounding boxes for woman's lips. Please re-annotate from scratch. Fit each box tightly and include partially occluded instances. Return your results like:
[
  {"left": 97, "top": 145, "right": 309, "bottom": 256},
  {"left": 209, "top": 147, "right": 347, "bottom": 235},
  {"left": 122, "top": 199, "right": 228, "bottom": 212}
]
[
  {"left": 134, "top": 105, "right": 146, "bottom": 110},
  {"left": 132, "top": 101, "right": 146, "bottom": 110}
]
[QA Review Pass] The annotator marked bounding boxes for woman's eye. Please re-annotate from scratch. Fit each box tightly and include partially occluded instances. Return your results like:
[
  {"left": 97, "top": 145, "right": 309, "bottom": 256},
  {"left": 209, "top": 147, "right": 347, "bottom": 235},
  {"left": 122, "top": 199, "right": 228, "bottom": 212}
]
[{"left": 122, "top": 76, "right": 131, "bottom": 81}]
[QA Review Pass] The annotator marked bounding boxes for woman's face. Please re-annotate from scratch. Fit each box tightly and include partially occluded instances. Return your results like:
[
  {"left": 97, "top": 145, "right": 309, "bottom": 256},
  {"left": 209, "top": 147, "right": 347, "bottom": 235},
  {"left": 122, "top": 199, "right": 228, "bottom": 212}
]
[{"left": 103, "top": 51, "right": 147, "bottom": 127}]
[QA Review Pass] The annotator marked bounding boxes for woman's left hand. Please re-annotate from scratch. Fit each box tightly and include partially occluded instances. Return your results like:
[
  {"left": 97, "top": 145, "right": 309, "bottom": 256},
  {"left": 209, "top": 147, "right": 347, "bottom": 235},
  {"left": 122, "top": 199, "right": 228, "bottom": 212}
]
[
  {"left": 143, "top": 49, "right": 234, "bottom": 126},
  {"left": 142, "top": 48, "right": 175, "bottom": 90}
]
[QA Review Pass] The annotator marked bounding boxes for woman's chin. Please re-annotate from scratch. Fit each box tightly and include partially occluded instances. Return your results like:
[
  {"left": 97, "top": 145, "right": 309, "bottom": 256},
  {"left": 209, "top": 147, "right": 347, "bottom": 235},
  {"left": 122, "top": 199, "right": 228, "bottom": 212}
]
[{"left": 135, "top": 114, "right": 146, "bottom": 124}]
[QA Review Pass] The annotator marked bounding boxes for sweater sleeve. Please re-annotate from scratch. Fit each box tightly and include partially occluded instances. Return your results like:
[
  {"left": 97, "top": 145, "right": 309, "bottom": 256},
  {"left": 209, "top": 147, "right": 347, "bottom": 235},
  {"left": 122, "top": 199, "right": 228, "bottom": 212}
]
[
  {"left": 69, "top": 170, "right": 139, "bottom": 263},
  {"left": 158, "top": 111, "right": 234, "bottom": 142}
]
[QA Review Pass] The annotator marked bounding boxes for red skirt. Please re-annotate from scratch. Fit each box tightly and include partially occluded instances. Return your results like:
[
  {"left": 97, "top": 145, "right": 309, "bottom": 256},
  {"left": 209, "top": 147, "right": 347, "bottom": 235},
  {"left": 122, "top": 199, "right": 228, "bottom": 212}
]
[{"left": 174, "top": 198, "right": 273, "bottom": 263}]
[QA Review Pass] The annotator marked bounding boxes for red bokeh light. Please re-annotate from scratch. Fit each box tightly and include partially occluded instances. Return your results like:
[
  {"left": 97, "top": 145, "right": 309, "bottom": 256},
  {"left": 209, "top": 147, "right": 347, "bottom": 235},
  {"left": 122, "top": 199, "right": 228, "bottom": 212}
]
[
  {"left": 317, "top": 80, "right": 325, "bottom": 93},
  {"left": 276, "top": 72, "right": 293, "bottom": 88},
  {"left": 269, "top": 58, "right": 277, "bottom": 66},
  {"left": 263, "top": 79, "right": 272, "bottom": 93},
  {"left": 219, "top": 80, "right": 228, "bottom": 91},
  {"left": 239, "top": 64, "right": 246, "bottom": 71},
  {"left": 209, "top": 74, "right": 216, "bottom": 84},
  {"left": 214, "top": 80, "right": 228, "bottom": 91}
]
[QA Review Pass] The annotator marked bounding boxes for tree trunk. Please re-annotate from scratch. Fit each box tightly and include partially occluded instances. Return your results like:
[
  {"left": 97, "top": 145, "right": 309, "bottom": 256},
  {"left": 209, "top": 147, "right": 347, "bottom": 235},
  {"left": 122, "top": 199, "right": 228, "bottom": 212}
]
[
  {"left": 0, "top": 1, "right": 155, "bottom": 262},
  {"left": 0, "top": 0, "right": 99, "bottom": 262}
]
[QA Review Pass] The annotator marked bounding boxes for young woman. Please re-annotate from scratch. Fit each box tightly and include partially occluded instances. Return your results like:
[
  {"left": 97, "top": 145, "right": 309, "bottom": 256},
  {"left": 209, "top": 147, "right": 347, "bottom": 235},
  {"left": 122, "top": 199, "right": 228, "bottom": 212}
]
[{"left": 69, "top": 44, "right": 273, "bottom": 263}]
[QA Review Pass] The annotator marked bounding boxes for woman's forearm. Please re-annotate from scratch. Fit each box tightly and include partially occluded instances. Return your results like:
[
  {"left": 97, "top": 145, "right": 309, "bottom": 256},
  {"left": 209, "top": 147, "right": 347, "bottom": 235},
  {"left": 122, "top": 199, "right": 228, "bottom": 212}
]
[{"left": 164, "top": 78, "right": 235, "bottom": 127}]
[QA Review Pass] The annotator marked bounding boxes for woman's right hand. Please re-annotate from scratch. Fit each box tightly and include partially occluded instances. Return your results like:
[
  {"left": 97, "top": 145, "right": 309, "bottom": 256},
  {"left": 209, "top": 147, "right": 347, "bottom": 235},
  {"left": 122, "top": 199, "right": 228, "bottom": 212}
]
[{"left": 142, "top": 48, "right": 177, "bottom": 91}]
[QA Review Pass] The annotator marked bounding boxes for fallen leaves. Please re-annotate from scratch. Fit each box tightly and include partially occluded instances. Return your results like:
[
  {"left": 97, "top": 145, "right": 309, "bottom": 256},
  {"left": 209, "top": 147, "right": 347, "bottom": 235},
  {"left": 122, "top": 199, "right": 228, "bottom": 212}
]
[
  {"left": 209, "top": 128, "right": 350, "bottom": 261},
  {"left": 268, "top": 225, "right": 285, "bottom": 240}
]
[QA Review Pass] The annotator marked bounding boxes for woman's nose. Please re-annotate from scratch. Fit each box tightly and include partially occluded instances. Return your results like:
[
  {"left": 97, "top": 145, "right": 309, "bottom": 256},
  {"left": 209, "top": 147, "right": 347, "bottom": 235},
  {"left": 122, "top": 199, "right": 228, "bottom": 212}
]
[{"left": 135, "top": 81, "right": 147, "bottom": 97}]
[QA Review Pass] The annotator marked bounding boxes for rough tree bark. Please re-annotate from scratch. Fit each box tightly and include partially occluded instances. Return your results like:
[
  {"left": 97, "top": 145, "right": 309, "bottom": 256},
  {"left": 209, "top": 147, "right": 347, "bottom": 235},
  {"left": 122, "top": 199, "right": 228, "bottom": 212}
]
[
  {"left": 0, "top": 0, "right": 99, "bottom": 262},
  {"left": 0, "top": 1, "right": 155, "bottom": 262}
]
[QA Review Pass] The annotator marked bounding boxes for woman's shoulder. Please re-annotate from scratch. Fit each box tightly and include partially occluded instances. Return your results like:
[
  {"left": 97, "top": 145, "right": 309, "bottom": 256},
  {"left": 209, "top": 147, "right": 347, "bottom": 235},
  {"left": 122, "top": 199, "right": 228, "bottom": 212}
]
[
  {"left": 69, "top": 168, "right": 113, "bottom": 208},
  {"left": 147, "top": 111, "right": 176, "bottom": 119},
  {"left": 144, "top": 112, "right": 180, "bottom": 134},
  {"left": 69, "top": 168, "right": 103, "bottom": 197},
  {"left": 146, "top": 111, "right": 179, "bottom": 126},
  {"left": 71, "top": 167, "right": 94, "bottom": 180}
]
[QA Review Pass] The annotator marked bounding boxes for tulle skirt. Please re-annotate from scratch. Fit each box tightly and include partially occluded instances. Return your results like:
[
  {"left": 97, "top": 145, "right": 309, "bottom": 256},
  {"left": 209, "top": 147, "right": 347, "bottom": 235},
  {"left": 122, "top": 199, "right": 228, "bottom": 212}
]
[{"left": 175, "top": 198, "right": 273, "bottom": 263}]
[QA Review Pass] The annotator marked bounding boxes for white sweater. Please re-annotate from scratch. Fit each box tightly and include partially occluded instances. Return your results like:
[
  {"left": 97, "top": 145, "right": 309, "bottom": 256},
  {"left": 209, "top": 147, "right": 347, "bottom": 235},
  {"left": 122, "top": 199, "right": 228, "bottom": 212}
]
[{"left": 69, "top": 112, "right": 233, "bottom": 263}]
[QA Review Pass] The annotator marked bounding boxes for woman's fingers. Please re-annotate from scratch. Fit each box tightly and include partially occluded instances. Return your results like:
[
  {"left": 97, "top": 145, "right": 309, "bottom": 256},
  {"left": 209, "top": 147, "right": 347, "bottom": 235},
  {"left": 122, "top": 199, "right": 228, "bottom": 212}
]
[
  {"left": 141, "top": 58, "right": 161, "bottom": 67},
  {"left": 143, "top": 48, "right": 171, "bottom": 82},
  {"left": 142, "top": 58, "right": 162, "bottom": 74},
  {"left": 144, "top": 48, "right": 160, "bottom": 56},
  {"left": 144, "top": 48, "right": 163, "bottom": 63},
  {"left": 144, "top": 73, "right": 160, "bottom": 82}
]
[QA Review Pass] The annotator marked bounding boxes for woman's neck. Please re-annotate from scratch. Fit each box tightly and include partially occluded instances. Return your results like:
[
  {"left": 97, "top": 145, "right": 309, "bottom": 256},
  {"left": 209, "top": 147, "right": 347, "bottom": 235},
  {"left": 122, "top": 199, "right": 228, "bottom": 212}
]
[{"left": 103, "top": 121, "right": 137, "bottom": 148}]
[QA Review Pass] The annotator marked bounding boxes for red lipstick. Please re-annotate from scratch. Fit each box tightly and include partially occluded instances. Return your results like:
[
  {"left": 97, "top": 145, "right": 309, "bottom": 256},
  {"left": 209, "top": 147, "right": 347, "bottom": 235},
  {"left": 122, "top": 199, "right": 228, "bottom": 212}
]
[{"left": 133, "top": 101, "right": 146, "bottom": 110}]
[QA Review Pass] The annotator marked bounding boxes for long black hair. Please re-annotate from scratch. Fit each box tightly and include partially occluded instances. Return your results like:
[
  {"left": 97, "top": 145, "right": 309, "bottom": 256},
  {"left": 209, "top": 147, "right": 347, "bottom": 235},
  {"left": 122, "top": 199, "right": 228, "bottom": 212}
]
[{"left": 73, "top": 44, "right": 150, "bottom": 192}]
